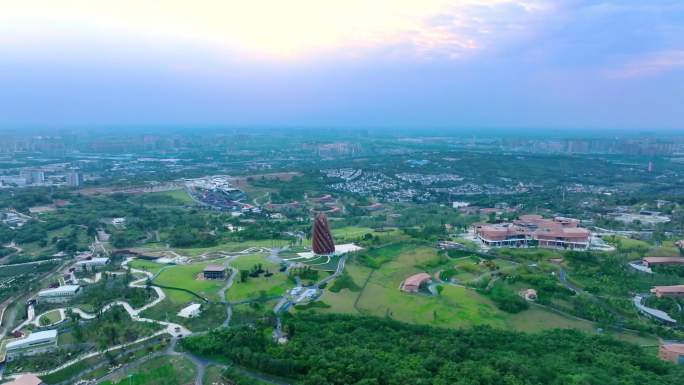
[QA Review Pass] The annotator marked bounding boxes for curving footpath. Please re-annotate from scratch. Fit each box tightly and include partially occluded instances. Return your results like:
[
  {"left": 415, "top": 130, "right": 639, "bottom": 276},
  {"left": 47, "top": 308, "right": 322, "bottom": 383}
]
[
  {"left": 5, "top": 261, "right": 190, "bottom": 381},
  {"left": 4, "top": 247, "right": 271, "bottom": 383}
]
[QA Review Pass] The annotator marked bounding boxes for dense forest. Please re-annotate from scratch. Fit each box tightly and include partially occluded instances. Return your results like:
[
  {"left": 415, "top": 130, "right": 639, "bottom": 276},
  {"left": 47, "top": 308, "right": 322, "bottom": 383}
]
[{"left": 182, "top": 313, "right": 684, "bottom": 385}]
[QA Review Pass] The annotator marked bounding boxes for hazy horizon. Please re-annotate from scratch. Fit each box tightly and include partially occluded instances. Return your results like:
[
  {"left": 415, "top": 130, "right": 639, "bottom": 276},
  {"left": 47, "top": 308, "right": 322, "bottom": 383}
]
[{"left": 1, "top": 1, "right": 683, "bottom": 130}]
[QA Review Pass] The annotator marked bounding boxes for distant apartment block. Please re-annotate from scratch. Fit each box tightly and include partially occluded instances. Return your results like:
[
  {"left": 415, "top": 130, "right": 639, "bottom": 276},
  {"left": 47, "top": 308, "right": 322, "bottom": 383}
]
[
  {"left": 472, "top": 215, "right": 590, "bottom": 249},
  {"left": 66, "top": 171, "right": 82, "bottom": 187},
  {"left": 19, "top": 169, "right": 45, "bottom": 185}
]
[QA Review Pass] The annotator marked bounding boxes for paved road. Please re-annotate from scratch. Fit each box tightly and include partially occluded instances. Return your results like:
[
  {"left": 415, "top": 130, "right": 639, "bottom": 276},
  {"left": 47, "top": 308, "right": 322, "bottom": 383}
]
[
  {"left": 5, "top": 262, "right": 190, "bottom": 381},
  {"left": 558, "top": 268, "right": 582, "bottom": 293},
  {"left": 273, "top": 253, "right": 348, "bottom": 339},
  {"left": 4, "top": 247, "right": 275, "bottom": 383}
]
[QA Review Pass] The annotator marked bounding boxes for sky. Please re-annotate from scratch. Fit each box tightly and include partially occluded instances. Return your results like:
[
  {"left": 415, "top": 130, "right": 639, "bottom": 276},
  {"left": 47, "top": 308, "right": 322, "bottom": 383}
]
[{"left": 0, "top": 0, "right": 683, "bottom": 131}]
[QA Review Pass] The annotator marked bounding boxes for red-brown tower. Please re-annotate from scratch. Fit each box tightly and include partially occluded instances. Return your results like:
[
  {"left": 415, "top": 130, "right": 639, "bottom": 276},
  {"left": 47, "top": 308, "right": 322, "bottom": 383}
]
[{"left": 312, "top": 213, "right": 335, "bottom": 255}]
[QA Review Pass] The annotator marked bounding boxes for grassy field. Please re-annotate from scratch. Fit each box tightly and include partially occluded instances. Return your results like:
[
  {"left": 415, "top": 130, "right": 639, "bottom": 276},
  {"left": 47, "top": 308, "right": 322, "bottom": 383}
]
[
  {"left": 312, "top": 245, "right": 509, "bottom": 328},
  {"left": 150, "top": 189, "right": 194, "bottom": 204},
  {"left": 173, "top": 239, "right": 284, "bottom": 257},
  {"left": 140, "top": 299, "right": 227, "bottom": 332},
  {"left": 310, "top": 245, "right": 649, "bottom": 335},
  {"left": 101, "top": 355, "right": 197, "bottom": 385},
  {"left": 296, "top": 226, "right": 404, "bottom": 249},
  {"left": 506, "top": 306, "right": 595, "bottom": 332},
  {"left": 602, "top": 236, "right": 651, "bottom": 253},
  {"left": 203, "top": 365, "right": 228, "bottom": 385},
  {"left": 506, "top": 305, "right": 659, "bottom": 345},
  {"left": 227, "top": 254, "right": 291, "bottom": 302},
  {"left": 153, "top": 262, "right": 227, "bottom": 302},
  {"left": 332, "top": 226, "right": 401, "bottom": 240},
  {"left": 357, "top": 242, "right": 424, "bottom": 268},
  {"left": 496, "top": 247, "right": 565, "bottom": 261},
  {"left": 41, "top": 309, "right": 62, "bottom": 325},
  {"left": 128, "top": 259, "right": 167, "bottom": 275}
]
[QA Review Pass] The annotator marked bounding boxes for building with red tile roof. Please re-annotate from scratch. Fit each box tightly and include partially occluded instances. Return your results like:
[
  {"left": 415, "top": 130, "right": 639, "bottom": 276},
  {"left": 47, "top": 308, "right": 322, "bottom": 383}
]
[
  {"left": 400, "top": 273, "right": 431, "bottom": 293},
  {"left": 651, "top": 285, "right": 684, "bottom": 298},
  {"left": 472, "top": 215, "right": 589, "bottom": 249},
  {"left": 5, "top": 374, "right": 44, "bottom": 385},
  {"left": 642, "top": 257, "right": 684, "bottom": 267},
  {"left": 659, "top": 342, "right": 684, "bottom": 364}
]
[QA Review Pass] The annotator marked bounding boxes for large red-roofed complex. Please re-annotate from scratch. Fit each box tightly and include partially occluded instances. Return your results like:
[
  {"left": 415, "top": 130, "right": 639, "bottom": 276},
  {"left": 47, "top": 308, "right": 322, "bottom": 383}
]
[
  {"left": 472, "top": 215, "right": 590, "bottom": 249},
  {"left": 651, "top": 285, "right": 684, "bottom": 298},
  {"left": 400, "top": 273, "right": 431, "bottom": 293},
  {"left": 5, "top": 374, "right": 44, "bottom": 385},
  {"left": 659, "top": 343, "right": 684, "bottom": 364},
  {"left": 642, "top": 257, "right": 684, "bottom": 267}
]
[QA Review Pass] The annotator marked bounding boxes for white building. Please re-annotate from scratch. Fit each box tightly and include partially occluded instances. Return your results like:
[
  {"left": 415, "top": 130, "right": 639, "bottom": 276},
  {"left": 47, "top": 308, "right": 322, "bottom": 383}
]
[
  {"left": 66, "top": 171, "right": 82, "bottom": 187},
  {"left": 37, "top": 285, "right": 80, "bottom": 303},
  {"left": 20, "top": 169, "right": 45, "bottom": 185},
  {"left": 5, "top": 329, "right": 58, "bottom": 359},
  {"left": 177, "top": 303, "right": 202, "bottom": 318},
  {"left": 296, "top": 243, "right": 363, "bottom": 259},
  {"left": 75, "top": 257, "right": 109, "bottom": 268}
]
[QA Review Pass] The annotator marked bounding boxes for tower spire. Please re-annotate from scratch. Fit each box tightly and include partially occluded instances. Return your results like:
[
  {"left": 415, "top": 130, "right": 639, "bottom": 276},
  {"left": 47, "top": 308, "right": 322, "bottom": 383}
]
[{"left": 312, "top": 213, "right": 335, "bottom": 255}]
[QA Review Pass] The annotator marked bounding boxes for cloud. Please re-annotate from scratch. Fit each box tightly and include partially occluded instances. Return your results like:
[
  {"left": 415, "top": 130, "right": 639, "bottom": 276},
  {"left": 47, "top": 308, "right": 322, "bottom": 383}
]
[
  {"left": 610, "top": 50, "right": 684, "bottom": 78},
  {"left": 0, "top": 0, "right": 548, "bottom": 60}
]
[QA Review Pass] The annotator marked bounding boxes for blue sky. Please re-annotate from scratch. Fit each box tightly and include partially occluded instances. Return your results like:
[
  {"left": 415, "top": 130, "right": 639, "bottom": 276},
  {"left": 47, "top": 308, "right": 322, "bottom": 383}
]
[{"left": 0, "top": 1, "right": 682, "bottom": 130}]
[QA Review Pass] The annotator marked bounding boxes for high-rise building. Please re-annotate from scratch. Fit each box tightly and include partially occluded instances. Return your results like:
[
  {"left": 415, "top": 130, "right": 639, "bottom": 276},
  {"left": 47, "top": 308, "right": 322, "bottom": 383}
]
[
  {"left": 20, "top": 169, "right": 45, "bottom": 184},
  {"left": 66, "top": 171, "right": 82, "bottom": 187},
  {"left": 312, "top": 213, "right": 335, "bottom": 255}
]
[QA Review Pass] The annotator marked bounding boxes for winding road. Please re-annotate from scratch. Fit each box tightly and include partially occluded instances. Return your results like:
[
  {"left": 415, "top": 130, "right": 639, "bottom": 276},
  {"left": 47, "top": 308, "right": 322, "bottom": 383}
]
[{"left": 4, "top": 247, "right": 287, "bottom": 384}]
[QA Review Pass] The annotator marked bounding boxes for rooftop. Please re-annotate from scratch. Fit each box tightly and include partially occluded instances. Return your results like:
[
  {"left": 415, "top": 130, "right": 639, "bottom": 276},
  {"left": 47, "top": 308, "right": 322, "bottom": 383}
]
[
  {"left": 177, "top": 303, "right": 201, "bottom": 318},
  {"left": 661, "top": 343, "right": 684, "bottom": 355},
  {"left": 6, "top": 374, "right": 44, "bottom": 385},
  {"left": 38, "top": 285, "right": 80, "bottom": 295},
  {"left": 643, "top": 257, "right": 684, "bottom": 264},
  {"left": 403, "top": 273, "right": 432, "bottom": 287},
  {"left": 203, "top": 264, "right": 225, "bottom": 272},
  {"left": 6, "top": 329, "right": 57, "bottom": 350},
  {"left": 652, "top": 285, "right": 684, "bottom": 293}
]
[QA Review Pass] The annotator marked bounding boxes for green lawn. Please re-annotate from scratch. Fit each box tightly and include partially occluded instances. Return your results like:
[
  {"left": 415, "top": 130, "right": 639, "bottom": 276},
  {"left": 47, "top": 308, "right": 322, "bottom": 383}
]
[
  {"left": 317, "top": 245, "right": 509, "bottom": 328},
  {"left": 153, "top": 262, "right": 227, "bottom": 302},
  {"left": 40, "top": 309, "right": 62, "bottom": 325},
  {"left": 153, "top": 189, "right": 194, "bottom": 204},
  {"left": 229, "top": 253, "right": 273, "bottom": 270},
  {"left": 297, "top": 226, "right": 403, "bottom": 248},
  {"left": 140, "top": 299, "right": 227, "bottom": 332},
  {"left": 129, "top": 259, "right": 167, "bottom": 275},
  {"left": 174, "top": 240, "right": 284, "bottom": 257},
  {"left": 331, "top": 226, "right": 400, "bottom": 241},
  {"left": 100, "top": 356, "right": 197, "bottom": 385},
  {"left": 227, "top": 254, "right": 291, "bottom": 302},
  {"left": 203, "top": 365, "right": 227, "bottom": 385}
]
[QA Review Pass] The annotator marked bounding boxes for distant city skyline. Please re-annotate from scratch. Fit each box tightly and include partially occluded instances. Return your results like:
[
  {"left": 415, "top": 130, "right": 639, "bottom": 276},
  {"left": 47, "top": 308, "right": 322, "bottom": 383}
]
[{"left": 0, "top": 1, "right": 683, "bottom": 130}]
